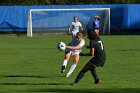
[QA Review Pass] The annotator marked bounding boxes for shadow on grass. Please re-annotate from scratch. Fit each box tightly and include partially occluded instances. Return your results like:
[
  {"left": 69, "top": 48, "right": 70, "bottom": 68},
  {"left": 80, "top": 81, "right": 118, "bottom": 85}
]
[
  {"left": 1, "top": 75, "right": 47, "bottom": 78},
  {"left": 0, "top": 82, "right": 70, "bottom": 85},
  {"left": 0, "top": 82, "right": 140, "bottom": 93},
  {"left": 26, "top": 88, "right": 140, "bottom": 93},
  {"left": 0, "top": 74, "right": 64, "bottom": 78}
]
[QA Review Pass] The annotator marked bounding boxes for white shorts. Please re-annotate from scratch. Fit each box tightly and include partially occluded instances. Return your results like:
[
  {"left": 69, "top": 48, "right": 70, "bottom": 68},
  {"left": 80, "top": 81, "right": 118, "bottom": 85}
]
[
  {"left": 72, "top": 31, "right": 78, "bottom": 37},
  {"left": 71, "top": 50, "right": 80, "bottom": 55},
  {"left": 66, "top": 48, "right": 81, "bottom": 55}
]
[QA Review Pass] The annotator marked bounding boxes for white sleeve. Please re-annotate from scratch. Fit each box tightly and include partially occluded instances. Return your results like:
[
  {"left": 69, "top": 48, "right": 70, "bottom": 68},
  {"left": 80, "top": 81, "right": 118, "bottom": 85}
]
[{"left": 79, "top": 39, "right": 85, "bottom": 47}]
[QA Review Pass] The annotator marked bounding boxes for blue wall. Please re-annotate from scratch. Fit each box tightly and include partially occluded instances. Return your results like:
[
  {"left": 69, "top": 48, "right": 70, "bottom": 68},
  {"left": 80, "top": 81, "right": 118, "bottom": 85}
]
[{"left": 0, "top": 4, "right": 140, "bottom": 33}]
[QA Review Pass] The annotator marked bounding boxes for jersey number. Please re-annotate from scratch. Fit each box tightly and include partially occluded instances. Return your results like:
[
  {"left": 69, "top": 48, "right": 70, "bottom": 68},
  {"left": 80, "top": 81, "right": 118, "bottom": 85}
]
[{"left": 98, "top": 41, "right": 103, "bottom": 50}]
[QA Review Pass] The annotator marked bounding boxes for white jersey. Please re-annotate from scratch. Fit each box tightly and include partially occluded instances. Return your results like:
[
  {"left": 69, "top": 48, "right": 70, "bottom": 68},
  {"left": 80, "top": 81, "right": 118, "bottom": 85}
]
[
  {"left": 70, "top": 21, "right": 82, "bottom": 36},
  {"left": 66, "top": 37, "right": 85, "bottom": 54}
]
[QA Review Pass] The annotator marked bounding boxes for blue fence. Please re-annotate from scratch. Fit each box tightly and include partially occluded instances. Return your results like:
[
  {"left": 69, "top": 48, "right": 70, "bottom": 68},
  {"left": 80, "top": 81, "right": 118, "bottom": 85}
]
[{"left": 0, "top": 4, "right": 140, "bottom": 33}]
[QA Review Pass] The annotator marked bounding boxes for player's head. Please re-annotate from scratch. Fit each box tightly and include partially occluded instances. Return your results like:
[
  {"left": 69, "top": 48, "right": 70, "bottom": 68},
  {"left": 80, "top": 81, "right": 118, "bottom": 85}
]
[
  {"left": 88, "top": 30, "right": 99, "bottom": 40},
  {"left": 94, "top": 15, "right": 99, "bottom": 19},
  {"left": 94, "top": 15, "right": 101, "bottom": 20},
  {"left": 74, "top": 16, "right": 78, "bottom": 22},
  {"left": 76, "top": 31, "right": 85, "bottom": 41}
]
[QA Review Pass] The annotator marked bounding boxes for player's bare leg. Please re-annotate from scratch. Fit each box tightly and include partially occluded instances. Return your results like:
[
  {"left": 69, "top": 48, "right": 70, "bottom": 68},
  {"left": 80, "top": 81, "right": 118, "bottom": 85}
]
[
  {"left": 61, "top": 52, "right": 71, "bottom": 73},
  {"left": 66, "top": 54, "right": 79, "bottom": 77}
]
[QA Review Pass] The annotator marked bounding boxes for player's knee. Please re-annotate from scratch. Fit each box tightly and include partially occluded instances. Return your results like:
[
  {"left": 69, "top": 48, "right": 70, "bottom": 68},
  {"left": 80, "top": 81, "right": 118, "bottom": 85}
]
[{"left": 73, "top": 61, "right": 78, "bottom": 64}]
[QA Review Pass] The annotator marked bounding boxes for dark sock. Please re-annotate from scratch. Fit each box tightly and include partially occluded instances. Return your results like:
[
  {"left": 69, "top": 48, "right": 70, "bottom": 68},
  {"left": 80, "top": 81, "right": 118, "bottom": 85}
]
[{"left": 90, "top": 69, "right": 99, "bottom": 80}]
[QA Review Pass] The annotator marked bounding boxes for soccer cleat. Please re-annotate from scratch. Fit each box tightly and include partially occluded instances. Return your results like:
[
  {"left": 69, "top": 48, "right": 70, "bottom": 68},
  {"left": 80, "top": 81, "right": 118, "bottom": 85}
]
[
  {"left": 61, "top": 66, "right": 66, "bottom": 73},
  {"left": 95, "top": 79, "right": 101, "bottom": 84}
]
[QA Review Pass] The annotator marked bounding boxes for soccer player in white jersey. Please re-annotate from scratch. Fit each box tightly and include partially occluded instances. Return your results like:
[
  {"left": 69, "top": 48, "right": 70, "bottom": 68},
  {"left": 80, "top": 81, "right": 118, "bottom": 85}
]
[
  {"left": 61, "top": 31, "right": 85, "bottom": 77},
  {"left": 68, "top": 16, "right": 83, "bottom": 37}
]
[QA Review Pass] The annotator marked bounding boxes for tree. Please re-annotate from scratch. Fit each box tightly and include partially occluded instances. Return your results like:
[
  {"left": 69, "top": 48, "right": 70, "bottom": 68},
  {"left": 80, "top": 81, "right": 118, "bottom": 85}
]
[{"left": 0, "top": 0, "right": 140, "bottom": 5}]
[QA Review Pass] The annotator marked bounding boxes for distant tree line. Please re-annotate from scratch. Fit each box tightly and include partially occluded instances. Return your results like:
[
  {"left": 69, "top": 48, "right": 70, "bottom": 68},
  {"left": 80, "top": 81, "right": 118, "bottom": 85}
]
[{"left": 0, "top": 0, "right": 140, "bottom": 5}]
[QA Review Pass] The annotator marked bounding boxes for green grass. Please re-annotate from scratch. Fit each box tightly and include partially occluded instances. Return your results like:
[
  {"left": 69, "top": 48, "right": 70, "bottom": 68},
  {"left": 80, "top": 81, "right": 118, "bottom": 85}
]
[{"left": 0, "top": 35, "right": 140, "bottom": 93}]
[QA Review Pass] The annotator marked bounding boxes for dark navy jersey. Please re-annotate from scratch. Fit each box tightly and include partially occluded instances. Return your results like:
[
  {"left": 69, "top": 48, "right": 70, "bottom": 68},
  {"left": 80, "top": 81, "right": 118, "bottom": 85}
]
[{"left": 90, "top": 39, "right": 106, "bottom": 60}]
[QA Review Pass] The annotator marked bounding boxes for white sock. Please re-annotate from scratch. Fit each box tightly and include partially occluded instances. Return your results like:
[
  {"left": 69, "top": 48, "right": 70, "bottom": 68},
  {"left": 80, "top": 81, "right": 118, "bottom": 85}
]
[
  {"left": 62, "top": 60, "right": 67, "bottom": 67},
  {"left": 66, "top": 64, "right": 77, "bottom": 77}
]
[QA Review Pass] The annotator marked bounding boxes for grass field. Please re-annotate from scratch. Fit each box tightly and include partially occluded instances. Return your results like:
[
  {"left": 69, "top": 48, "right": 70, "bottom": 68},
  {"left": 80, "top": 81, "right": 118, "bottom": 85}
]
[{"left": 0, "top": 34, "right": 140, "bottom": 93}]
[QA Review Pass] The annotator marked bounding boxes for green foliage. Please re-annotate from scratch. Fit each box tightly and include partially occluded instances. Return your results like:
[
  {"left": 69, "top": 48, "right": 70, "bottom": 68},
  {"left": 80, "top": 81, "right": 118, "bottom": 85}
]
[
  {"left": 0, "top": 0, "right": 140, "bottom": 5},
  {"left": 0, "top": 35, "right": 140, "bottom": 92}
]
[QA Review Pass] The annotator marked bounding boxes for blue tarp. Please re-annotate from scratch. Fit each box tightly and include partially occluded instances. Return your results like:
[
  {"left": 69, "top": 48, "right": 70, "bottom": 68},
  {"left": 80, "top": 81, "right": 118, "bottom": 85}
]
[{"left": 0, "top": 4, "right": 140, "bottom": 32}]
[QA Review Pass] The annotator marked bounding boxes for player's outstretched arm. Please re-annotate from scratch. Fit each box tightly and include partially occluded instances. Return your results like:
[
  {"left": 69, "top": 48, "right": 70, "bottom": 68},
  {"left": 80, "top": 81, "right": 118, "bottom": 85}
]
[{"left": 66, "top": 45, "right": 81, "bottom": 50}]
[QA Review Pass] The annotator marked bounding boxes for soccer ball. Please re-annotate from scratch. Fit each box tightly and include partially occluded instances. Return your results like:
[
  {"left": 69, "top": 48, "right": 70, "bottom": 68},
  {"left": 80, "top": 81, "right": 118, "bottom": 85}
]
[{"left": 57, "top": 42, "right": 66, "bottom": 51}]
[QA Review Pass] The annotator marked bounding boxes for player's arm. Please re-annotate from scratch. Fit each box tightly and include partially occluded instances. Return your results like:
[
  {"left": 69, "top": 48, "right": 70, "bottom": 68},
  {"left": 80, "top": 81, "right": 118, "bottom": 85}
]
[
  {"left": 93, "top": 21, "right": 95, "bottom": 29},
  {"left": 90, "top": 41, "right": 95, "bottom": 57},
  {"left": 80, "top": 24, "right": 83, "bottom": 31},
  {"left": 67, "top": 39, "right": 85, "bottom": 50},
  {"left": 80, "top": 22, "right": 83, "bottom": 31},
  {"left": 90, "top": 48, "right": 95, "bottom": 57},
  {"left": 98, "top": 16, "right": 101, "bottom": 20},
  {"left": 81, "top": 27, "right": 83, "bottom": 31},
  {"left": 68, "top": 25, "right": 71, "bottom": 35},
  {"left": 66, "top": 45, "right": 81, "bottom": 50}
]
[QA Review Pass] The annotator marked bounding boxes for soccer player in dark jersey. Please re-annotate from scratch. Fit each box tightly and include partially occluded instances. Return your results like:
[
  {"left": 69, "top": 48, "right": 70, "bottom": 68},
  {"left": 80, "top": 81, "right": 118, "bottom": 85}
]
[
  {"left": 80, "top": 16, "right": 101, "bottom": 56},
  {"left": 71, "top": 30, "right": 106, "bottom": 85}
]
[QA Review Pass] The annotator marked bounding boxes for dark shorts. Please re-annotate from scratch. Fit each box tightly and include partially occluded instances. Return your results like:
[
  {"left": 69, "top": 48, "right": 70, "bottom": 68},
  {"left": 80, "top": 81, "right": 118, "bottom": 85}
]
[
  {"left": 89, "top": 58, "right": 105, "bottom": 67},
  {"left": 94, "top": 28, "right": 99, "bottom": 30}
]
